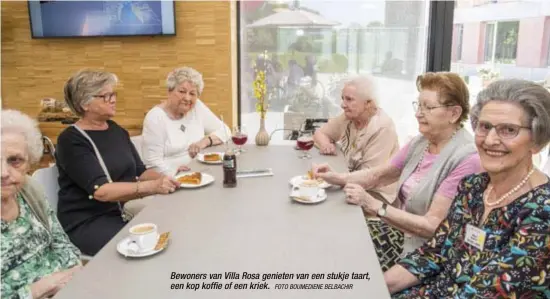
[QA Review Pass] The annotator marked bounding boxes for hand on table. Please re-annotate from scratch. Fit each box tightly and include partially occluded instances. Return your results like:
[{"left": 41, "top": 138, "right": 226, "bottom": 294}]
[
  {"left": 319, "top": 143, "right": 336, "bottom": 155},
  {"left": 31, "top": 266, "right": 82, "bottom": 299},
  {"left": 177, "top": 165, "right": 190, "bottom": 173},
  {"left": 343, "top": 183, "right": 380, "bottom": 216},
  {"left": 153, "top": 175, "right": 180, "bottom": 194}
]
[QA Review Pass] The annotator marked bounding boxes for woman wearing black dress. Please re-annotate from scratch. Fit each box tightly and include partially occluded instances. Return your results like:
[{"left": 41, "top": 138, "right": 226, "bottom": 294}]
[{"left": 56, "top": 69, "right": 179, "bottom": 256}]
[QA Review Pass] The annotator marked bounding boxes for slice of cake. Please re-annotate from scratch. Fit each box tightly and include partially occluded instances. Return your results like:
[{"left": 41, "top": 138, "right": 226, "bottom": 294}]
[
  {"left": 204, "top": 153, "right": 221, "bottom": 162},
  {"left": 154, "top": 232, "right": 171, "bottom": 251},
  {"left": 177, "top": 172, "right": 202, "bottom": 185}
]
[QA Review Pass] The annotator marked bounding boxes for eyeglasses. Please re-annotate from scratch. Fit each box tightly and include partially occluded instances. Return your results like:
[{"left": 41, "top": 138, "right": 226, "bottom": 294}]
[
  {"left": 93, "top": 92, "right": 117, "bottom": 103},
  {"left": 412, "top": 101, "right": 454, "bottom": 114},
  {"left": 475, "top": 121, "right": 531, "bottom": 139}
]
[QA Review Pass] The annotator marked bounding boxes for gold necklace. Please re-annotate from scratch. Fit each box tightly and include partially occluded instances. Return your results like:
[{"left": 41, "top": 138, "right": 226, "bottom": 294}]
[{"left": 484, "top": 167, "right": 535, "bottom": 207}]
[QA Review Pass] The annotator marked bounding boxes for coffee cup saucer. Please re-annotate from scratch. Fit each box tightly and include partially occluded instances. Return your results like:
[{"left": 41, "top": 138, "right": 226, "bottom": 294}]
[
  {"left": 290, "top": 189, "right": 327, "bottom": 204},
  {"left": 117, "top": 236, "right": 165, "bottom": 258},
  {"left": 289, "top": 175, "right": 331, "bottom": 189}
]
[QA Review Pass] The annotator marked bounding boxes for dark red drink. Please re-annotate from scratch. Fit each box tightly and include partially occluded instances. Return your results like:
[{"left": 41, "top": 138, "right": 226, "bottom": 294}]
[
  {"left": 297, "top": 137, "right": 314, "bottom": 150},
  {"left": 232, "top": 135, "right": 248, "bottom": 146}
]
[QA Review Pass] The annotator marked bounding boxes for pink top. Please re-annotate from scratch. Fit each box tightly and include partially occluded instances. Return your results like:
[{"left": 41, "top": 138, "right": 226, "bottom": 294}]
[{"left": 391, "top": 141, "right": 482, "bottom": 205}]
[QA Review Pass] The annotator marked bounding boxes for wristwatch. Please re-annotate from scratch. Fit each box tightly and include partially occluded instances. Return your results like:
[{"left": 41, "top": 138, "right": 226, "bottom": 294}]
[{"left": 377, "top": 203, "right": 388, "bottom": 217}]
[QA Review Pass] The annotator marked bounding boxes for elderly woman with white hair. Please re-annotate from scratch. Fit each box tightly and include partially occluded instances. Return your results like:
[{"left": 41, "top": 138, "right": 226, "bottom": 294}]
[
  {"left": 56, "top": 69, "right": 179, "bottom": 256},
  {"left": 386, "top": 79, "right": 550, "bottom": 298},
  {"left": 314, "top": 74, "right": 400, "bottom": 202},
  {"left": 314, "top": 72, "right": 482, "bottom": 271},
  {"left": 313, "top": 75, "right": 400, "bottom": 268},
  {"left": 314, "top": 74, "right": 400, "bottom": 174},
  {"left": 1, "top": 110, "right": 82, "bottom": 299},
  {"left": 141, "top": 66, "right": 231, "bottom": 176}
]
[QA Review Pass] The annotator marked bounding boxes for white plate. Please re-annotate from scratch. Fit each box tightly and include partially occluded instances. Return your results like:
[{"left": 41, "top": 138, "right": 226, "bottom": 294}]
[
  {"left": 289, "top": 175, "right": 332, "bottom": 189},
  {"left": 116, "top": 236, "right": 165, "bottom": 258},
  {"left": 176, "top": 172, "right": 215, "bottom": 188},
  {"left": 290, "top": 189, "right": 327, "bottom": 204},
  {"left": 197, "top": 152, "right": 225, "bottom": 164}
]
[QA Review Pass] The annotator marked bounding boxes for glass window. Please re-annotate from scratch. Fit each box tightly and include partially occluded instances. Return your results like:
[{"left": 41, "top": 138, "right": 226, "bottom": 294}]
[
  {"left": 451, "top": 0, "right": 550, "bottom": 166},
  {"left": 239, "top": 0, "right": 431, "bottom": 144},
  {"left": 452, "top": 1, "right": 550, "bottom": 114},
  {"left": 484, "top": 21, "right": 519, "bottom": 64}
]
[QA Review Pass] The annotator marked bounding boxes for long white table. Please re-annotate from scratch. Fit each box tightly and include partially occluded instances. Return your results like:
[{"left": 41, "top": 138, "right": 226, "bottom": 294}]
[{"left": 55, "top": 145, "right": 390, "bottom": 299}]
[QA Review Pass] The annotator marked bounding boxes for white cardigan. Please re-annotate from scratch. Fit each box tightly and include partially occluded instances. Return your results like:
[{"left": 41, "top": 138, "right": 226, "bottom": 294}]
[{"left": 141, "top": 100, "right": 231, "bottom": 176}]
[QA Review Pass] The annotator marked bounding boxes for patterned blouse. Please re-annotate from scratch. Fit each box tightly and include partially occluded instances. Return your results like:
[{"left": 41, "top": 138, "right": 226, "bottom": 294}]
[
  {"left": 393, "top": 173, "right": 550, "bottom": 298},
  {"left": 1, "top": 194, "right": 81, "bottom": 299}
]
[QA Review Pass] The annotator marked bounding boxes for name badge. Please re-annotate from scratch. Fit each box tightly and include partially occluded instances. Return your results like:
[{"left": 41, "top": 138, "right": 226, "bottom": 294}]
[{"left": 465, "top": 224, "right": 486, "bottom": 251}]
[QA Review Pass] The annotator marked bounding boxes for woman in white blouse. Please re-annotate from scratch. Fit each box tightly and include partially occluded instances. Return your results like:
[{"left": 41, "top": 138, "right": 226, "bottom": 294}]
[{"left": 142, "top": 67, "right": 231, "bottom": 176}]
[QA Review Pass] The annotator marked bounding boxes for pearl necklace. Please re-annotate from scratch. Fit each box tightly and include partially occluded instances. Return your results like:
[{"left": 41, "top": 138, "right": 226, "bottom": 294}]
[
  {"left": 415, "top": 129, "right": 459, "bottom": 173},
  {"left": 484, "top": 167, "right": 535, "bottom": 207}
]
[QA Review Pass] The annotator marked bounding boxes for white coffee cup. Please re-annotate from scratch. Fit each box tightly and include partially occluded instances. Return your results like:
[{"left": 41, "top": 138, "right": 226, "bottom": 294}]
[
  {"left": 295, "top": 180, "right": 320, "bottom": 199},
  {"left": 129, "top": 223, "right": 159, "bottom": 252}
]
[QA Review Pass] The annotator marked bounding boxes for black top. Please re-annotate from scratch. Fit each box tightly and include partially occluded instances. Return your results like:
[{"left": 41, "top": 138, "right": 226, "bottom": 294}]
[{"left": 56, "top": 120, "right": 146, "bottom": 232}]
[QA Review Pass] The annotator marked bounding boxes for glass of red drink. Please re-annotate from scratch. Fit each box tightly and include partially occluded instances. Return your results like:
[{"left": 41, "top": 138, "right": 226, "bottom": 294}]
[
  {"left": 232, "top": 126, "right": 248, "bottom": 154},
  {"left": 296, "top": 131, "right": 314, "bottom": 159}
]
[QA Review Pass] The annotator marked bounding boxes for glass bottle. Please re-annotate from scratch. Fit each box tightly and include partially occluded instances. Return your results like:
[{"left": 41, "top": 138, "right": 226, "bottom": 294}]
[{"left": 223, "top": 148, "right": 237, "bottom": 188}]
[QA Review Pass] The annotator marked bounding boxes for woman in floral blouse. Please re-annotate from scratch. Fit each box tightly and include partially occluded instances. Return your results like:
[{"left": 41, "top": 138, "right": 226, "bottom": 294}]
[
  {"left": 1, "top": 110, "right": 81, "bottom": 299},
  {"left": 385, "top": 79, "right": 550, "bottom": 297}
]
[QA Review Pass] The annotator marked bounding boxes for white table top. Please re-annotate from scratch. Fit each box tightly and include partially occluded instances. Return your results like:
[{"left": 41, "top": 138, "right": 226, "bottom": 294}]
[{"left": 54, "top": 145, "right": 390, "bottom": 299}]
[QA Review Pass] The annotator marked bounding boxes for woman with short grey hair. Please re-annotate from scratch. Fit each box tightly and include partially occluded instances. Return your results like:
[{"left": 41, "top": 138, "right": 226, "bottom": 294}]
[
  {"left": 56, "top": 69, "right": 179, "bottom": 256},
  {"left": 1, "top": 109, "right": 82, "bottom": 299},
  {"left": 386, "top": 79, "right": 550, "bottom": 297},
  {"left": 166, "top": 66, "right": 205, "bottom": 95},
  {"left": 63, "top": 70, "right": 119, "bottom": 117},
  {"left": 469, "top": 78, "right": 550, "bottom": 147},
  {"left": 141, "top": 66, "right": 230, "bottom": 176}
]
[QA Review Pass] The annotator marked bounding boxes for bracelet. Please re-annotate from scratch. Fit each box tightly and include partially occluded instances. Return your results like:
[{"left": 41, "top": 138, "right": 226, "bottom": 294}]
[
  {"left": 136, "top": 180, "right": 142, "bottom": 199},
  {"left": 207, "top": 136, "right": 213, "bottom": 147}
]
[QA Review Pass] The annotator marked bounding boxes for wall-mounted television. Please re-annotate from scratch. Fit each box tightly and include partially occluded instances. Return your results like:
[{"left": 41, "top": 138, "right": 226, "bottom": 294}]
[{"left": 28, "top": 1, "right": 176, "bottom": 38}]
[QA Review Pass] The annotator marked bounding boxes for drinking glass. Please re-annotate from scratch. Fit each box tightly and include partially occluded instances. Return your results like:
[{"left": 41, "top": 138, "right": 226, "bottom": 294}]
[
  {"left": 296, "top": 131, "right": 314, "bottom": 159},
  {"left": 232, "top": 126, "right": 248, "bottom": 154}
]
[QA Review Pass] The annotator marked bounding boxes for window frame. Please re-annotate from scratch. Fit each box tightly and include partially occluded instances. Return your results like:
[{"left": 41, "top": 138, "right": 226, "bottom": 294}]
[
  {"left": 426, "top": 0, "right": 455, "bottom": 72},
  {"left": 484, "top": 21, "right": 497, "bottom": 63}
]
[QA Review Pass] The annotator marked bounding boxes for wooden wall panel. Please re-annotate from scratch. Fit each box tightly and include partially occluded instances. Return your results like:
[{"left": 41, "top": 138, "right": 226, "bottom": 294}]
[{"left": 1, "top": 1, "right": 234, "bottom": 138}]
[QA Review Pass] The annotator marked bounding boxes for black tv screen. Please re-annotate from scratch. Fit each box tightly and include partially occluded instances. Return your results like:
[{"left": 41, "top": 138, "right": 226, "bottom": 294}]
[{"left": 28, "top": 0, "right": 176, "bottom": 38}]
